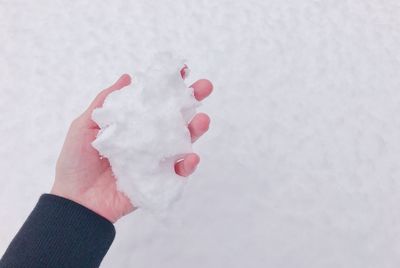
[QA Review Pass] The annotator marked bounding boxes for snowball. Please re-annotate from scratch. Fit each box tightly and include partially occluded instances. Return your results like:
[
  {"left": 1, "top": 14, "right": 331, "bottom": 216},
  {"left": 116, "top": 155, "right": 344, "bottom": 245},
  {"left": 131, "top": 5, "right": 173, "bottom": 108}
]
[{"left": 92, "top": 53, "right": 200, "bottom": 212}]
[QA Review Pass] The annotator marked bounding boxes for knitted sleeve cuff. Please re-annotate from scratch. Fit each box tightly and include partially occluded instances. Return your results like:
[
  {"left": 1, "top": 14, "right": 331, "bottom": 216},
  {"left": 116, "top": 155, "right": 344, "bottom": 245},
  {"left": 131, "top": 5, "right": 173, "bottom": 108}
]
[{"left": 0, "top": 194, "right": 116, "bottom": 268}]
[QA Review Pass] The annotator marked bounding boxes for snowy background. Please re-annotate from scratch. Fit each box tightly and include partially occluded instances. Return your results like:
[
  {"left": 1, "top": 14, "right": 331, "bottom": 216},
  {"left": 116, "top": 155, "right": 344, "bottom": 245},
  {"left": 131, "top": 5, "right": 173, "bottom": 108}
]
[{"left": 1, "top": 0, "right": 400, "bottom": 267}]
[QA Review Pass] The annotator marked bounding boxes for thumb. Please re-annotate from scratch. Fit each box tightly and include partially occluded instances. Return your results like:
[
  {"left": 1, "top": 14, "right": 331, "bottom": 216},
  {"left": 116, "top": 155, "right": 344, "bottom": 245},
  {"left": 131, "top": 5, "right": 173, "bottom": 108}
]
[
  {"left": 80, "top": 74, "right": 132, "bottom": 128},
  {"left": 86, "top": 74, "right": 132, "bottom": 113}
]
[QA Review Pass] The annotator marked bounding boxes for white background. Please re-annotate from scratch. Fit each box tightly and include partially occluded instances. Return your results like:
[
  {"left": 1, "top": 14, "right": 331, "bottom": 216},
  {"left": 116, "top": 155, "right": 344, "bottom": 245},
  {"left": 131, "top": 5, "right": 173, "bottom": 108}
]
[{"left": 1, "top": 1, "right": 400, "bottom": 267}]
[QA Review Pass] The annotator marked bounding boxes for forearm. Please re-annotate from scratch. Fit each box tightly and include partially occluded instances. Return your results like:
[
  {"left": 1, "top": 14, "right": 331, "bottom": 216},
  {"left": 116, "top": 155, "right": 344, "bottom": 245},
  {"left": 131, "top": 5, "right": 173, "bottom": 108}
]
[{"left": 0, "top": 194, "right": 115, "bottom": 268}]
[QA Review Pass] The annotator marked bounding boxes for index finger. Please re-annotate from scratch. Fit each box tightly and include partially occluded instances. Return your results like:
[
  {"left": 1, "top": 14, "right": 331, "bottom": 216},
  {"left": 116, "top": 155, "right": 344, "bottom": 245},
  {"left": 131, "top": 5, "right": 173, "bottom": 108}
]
[{"left": 180, "top": 65, "right": 213, "bottom": 101}]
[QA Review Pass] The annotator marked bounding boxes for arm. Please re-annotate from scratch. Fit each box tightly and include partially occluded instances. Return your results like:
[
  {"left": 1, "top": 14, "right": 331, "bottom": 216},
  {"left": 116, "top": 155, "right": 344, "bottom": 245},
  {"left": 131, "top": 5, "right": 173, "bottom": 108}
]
[
  {"left": 0, "top": 72, "right": 213, "bottom": 267},
  {"left": 0, "top": 194, "right": 115, "bottom": 268}
]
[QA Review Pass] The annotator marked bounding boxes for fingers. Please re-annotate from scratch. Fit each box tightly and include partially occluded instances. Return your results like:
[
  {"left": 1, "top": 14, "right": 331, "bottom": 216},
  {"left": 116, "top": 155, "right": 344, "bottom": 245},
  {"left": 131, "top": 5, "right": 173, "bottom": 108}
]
[
  {"left": 175, "top": 153, "right": 200, "bottom": 177},
  {"left": 86, "top": 74, "right": 132, "bottom": 114},
  {"left": 190, "top": 79, "right": 213, "bottom": 101},
  {"left": 188, "top": 113, "right": 210, "bottom": 142},
  {"left": 178, "top": 67, "right": 210, "bottom": 176},
  {"left": 180, "top": 65, "right": 213, "bottom": 101},
  {"left": 180, "top": 64, "right": 189, "bottom": 79},
  {"left": 181, "top": 66, "right": 212, "bottom": 142}
]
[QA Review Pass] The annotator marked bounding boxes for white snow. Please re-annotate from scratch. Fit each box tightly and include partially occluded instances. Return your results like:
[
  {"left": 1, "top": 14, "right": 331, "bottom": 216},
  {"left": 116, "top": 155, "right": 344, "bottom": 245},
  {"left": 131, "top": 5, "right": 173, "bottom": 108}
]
[
  {"left": 2, "top": 1, "right": 400, "bottom": 268},
  {"left": 92, "top": 54, "right": 199, "bottom": 212}
]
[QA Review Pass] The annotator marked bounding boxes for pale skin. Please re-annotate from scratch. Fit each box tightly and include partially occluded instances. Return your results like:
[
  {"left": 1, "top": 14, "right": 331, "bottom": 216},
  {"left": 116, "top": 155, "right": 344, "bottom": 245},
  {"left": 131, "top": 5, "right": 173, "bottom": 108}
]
[{"left": 51, "top": 68, "right": 213, "bottom": 223}]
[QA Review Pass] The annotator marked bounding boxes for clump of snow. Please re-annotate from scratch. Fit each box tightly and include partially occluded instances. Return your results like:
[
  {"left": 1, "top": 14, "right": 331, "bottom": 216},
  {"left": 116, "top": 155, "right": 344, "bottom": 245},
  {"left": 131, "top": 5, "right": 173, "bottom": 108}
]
[{"left": 92, "top": 53, "right": 200, "bottom": 212}]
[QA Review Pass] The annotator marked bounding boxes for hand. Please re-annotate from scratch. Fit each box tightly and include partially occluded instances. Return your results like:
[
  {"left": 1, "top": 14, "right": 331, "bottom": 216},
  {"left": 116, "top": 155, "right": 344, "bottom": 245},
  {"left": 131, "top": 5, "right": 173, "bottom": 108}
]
[{"left": 50, "top": 70, "right": 213, "bottom": 223}]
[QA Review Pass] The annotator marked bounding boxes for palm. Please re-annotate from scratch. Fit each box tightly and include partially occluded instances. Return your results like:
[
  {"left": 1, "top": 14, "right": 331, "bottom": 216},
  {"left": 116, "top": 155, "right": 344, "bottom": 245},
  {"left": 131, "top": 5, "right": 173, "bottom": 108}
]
[
  {"left": 51, "top": 72, "right": 213, "bottom": 223},
  {"left": 55, "top": 122, "right": 133, "bottom": 222}
]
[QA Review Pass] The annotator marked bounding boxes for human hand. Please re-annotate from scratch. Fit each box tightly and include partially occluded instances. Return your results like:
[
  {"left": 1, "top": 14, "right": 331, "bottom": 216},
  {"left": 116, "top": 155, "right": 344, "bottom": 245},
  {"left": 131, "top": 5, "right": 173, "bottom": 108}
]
[{"left": 51, "top": 69, "right": 213, "bottom": 223}]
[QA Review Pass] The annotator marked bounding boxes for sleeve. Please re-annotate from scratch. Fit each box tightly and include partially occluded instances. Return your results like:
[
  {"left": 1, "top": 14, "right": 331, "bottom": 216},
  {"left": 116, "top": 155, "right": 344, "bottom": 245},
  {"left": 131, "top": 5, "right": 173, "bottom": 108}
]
[{"left": 0, "top": 194, "right": 116, "bottom": 268}]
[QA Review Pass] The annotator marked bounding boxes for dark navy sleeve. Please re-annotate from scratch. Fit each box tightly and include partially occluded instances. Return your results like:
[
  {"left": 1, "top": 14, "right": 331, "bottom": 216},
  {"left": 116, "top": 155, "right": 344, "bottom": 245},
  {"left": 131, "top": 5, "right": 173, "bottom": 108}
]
[{"left": 0, "top": 194, "right": 116, "bottom": 268}]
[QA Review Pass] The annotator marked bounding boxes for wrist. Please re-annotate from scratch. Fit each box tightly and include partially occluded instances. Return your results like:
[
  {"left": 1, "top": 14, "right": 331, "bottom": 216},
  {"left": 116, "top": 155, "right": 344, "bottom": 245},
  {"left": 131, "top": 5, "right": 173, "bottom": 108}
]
[{"left": 50, "top": 187, "right": 115, "bottom": 223}]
